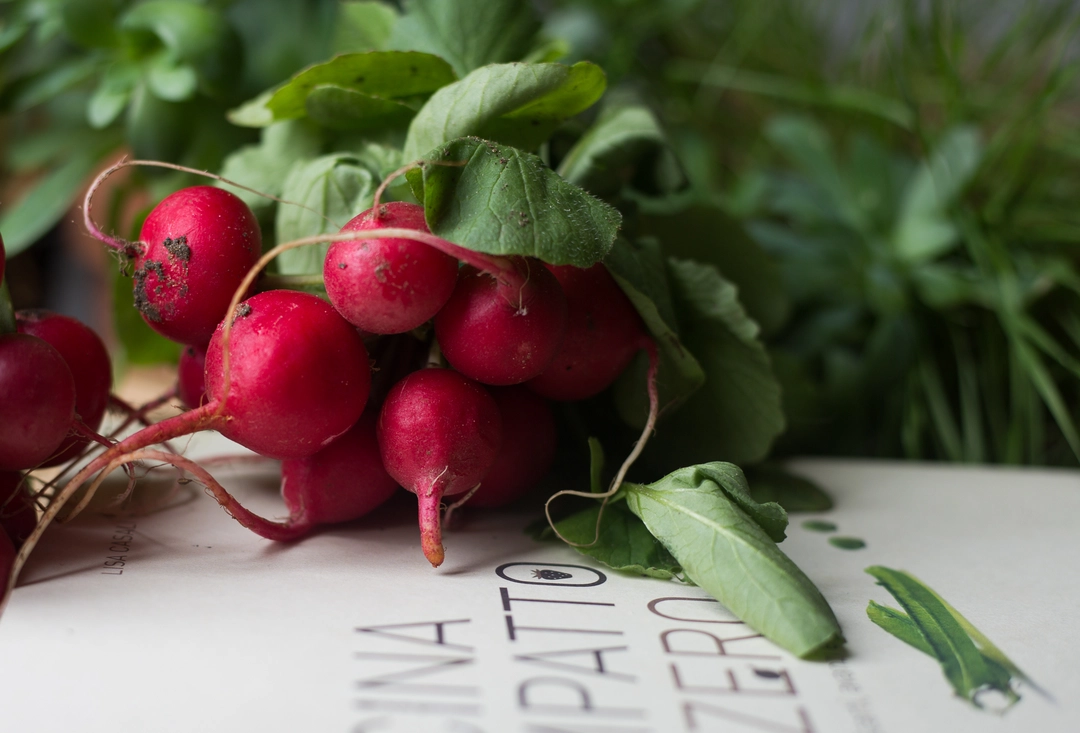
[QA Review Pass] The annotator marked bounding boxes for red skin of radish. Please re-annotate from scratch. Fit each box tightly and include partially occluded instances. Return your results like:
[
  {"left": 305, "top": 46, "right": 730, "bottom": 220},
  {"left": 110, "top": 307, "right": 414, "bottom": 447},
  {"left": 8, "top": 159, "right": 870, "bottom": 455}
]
[
  {"left": 0, "top": 471, "right": 35, "bottom": 547},
  {"left": 280, "top": 411, "right": 399, "bottom": 531},
  {"left": 324, "top": 202, "right": 458, "bottom": 334},
  {"left": 134, "top": 186, "right": 261, "bottom": 346},
  {"left": 467, "top": 386, "right": 557, "bottom": 508},
  {"left": 16, "top": 310, "right": 112, "bottom": 466},
  {"left": 28, "top": 290, "right": 372, "bottom": 556},
  {"left": 435, "top": 257, "right": 568, "bottom": 385},
  {"left": 203, "top": 290, "right": 371, "bottom": 460},
  {"left": 527, "top": 263, "right": 648, "bottom": 401},
  {"left": 0, "top": 333, "right": 76, "bottom": 470},
  {"left": 378, "top": 369, "right": 501, "bottom": 567},
  {"left": 177, "top": 344, "right": 207, "bottom": 409}
]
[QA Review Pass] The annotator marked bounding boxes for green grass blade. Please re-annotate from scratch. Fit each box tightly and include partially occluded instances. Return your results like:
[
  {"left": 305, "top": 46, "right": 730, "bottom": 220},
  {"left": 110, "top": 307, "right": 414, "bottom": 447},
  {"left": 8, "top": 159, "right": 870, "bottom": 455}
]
[
  {"left": 952, "top": 329, "right": 986, "bottom": 462},
  {"left": 667, "top": 62, "right": 915, "bottom": 130},
  {"left": 918, "top": 355, "right": 964, "bottom": 462},
  {"left": 1012, "top": 336, "right": 1080, "bottom": 461}
]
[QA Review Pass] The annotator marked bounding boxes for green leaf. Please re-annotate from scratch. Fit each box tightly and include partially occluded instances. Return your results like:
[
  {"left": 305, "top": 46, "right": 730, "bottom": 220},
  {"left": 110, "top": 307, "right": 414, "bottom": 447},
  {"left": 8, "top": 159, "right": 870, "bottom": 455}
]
[
  {"left": 625, "top": 462, "right": 842, "bottom": 658},
  {"left": 388, "top": 0, "right": 540, "bottom": 77},
  {"left": 334, "top": 1, "right": 398, "bottom": 53},
  {"left": 119, "top": 0, "right": 239, "bottom": 93},
  {"left": 765, "top": 115, "right": 866, "bottom": 234},
  {"left": 5, "top": 55, "right": 100, "bottom": 112},
  {"left": 554, "top": 501, "right": 682, "bottom": 580},
  {"left": 646, "top": 258, "right": 785, "bottom": 466},
  {"left": 227, "top": 90, "right": 276, "bottom": 128},
  {"left": 605, "top": 237, "right": 705, "bottom": 425},
  {"left": 235, "top": 51, "right": 457, "bottom": 128},
  {"left": 228, "top": 51, "right": 453, "bottom": 129},
  {"left": 406, "top": 137, "right": 620, "bottom": 267},
  {"left": 146, "top": 55, "right": 198, "bottom": 102},
  {"left": 303, "top": 85, "right": 416, "bottom": 130},
  {"left": 557, "top": 94, "right": 686, "bottom": 199},
  {"left": 669, "top": 62, "right": 915, "bottom": 130},
  {"left": 87, "top": 62, "right": 140, "bottom": 129},
  {"left": 744, "top": 464, "right": 833, "bottom": 513},
  {"left": 123, "top": 82, "right": 192, "bottom": 162},
  {"left": 0, "top": 17, "right": 30, "bottom": 53},
  {"left": 892, "top": 126, "right": 982, "bottom": 263},
  {"left": 216, "top": 120, "right": 322, "bottom": 211},
  {"left": 866, "top": 567, "right": 1023, "bottom": 708},
  {"left": 639, "top": 205, "right": 790, "bottom": 336},
  {"left": 0, "top": 145, "right": 111, "bottom": 255},
  {"left": 402, "top": 61, "right": 606, "bottom": 161},
  {"left": 274, "top": 153, "right": 378, "bottom": 275},
  {"left": 61, "top": 0, "right": 123, "bottom": 49}
]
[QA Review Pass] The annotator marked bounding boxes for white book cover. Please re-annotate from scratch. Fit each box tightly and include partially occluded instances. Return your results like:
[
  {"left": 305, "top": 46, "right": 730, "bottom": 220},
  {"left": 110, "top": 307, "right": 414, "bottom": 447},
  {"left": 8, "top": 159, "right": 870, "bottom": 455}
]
[{"left": 0, "top": 439, "right": 1077, "bottom": 733}]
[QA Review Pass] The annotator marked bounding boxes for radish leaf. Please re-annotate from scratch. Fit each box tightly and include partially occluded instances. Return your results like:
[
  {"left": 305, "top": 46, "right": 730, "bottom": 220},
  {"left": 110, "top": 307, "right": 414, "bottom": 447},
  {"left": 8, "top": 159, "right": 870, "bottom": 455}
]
[
  {"left": 275, "top": 153, "right": 377, "bottom": 274},
  {"left": 403, "top": 61, "right": 606, "bottom": 159},
  {"left": 388, "top": 0, "right": 540, "bottom": 77},
  {"left": 406, "top": 137, "right": 620, "bottom": 267},
  {"left": 553, "top": 501, "right": 683, "bottom": 580},
  {"left": 229, "top": 51, "right": 455, "bottom": 127},
  {"left": 624, "top": 462, "right": 843, "bottom": 658},
  {"left": 645, "top": 258, "right": 785, "bottom": 465}
]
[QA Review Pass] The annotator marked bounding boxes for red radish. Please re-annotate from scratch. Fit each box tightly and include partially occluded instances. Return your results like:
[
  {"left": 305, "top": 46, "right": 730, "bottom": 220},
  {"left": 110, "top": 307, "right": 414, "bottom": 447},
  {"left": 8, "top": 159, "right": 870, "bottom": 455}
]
[
  {"left": 177, "top": 344, "right": 207, "bottom": 409},
  {"left": 0, "top": 333, "right": 76, "bottom": 470},
  {"left": 140, "top": 411, "right": 400, "bottom": 543},
  {"left": 14, "top": 289, "right": 373, "bottom": 575},
  {"left": 115, "top": 186, "right": 261, "bottom": 346},
  {"left": 467, "top": 386, "right": 558, "bottom": 508},
  {"left": 435, "top": 257, "right": 567, "bottom": 385},
  {"left": 324, "top": 202, "right": 458, "bottom": 334},
  {"left": 377, "top": 368, "right": 501, "bottom": 567},
  {"left": 528, "top": 263, "right": 650, "bottom": 401},
  {"left": 0, "top": 471, "right": 35, "bottom": 548},
  {"left": 16, "top": 310, "right": 112, "bottom": 465},
  {"left": 55, "top": 290, "right": 370, "bottom": 486},
  {"left": 279, "top": 411, "right": 399, "bottom": 532},
  {"left": 202, "top": 290, "right": 371, "bottom": 459}
]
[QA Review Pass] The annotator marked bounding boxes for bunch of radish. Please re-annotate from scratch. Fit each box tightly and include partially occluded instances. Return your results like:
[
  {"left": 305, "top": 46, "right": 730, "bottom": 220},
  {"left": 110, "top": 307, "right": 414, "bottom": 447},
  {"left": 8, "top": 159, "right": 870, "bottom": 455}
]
[
  {"left": 1, "top": 231, "right": 118, "bottom": 587},
  {"left": 2, "top": 161, "right": 659, "bottom": 606}
]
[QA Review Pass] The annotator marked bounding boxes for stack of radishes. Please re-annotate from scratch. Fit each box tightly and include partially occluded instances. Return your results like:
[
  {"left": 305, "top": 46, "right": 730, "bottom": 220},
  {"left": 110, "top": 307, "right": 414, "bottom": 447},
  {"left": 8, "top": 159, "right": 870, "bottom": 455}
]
[
  {"left": 1, "top": 178, "right": 658, "bottom": 588},
  {"left": 0, "top": 233, "right": 116, "bottom": 589}
]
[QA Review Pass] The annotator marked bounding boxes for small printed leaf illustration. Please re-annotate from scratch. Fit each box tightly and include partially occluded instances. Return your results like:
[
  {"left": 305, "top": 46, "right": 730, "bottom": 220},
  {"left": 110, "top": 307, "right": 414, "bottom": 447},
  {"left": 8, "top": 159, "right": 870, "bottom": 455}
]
[
  {"left": 865, "top": 566, "right": 1031, "bottom": 709},
  {"left": 867, "top": 601, "right": 934, "bottom": 656}
]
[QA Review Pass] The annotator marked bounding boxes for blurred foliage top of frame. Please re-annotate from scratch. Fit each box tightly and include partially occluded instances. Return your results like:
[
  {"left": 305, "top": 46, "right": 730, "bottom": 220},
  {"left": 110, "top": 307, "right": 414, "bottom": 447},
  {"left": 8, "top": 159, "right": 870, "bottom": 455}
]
[{"left": 5, "top": 0, "right": 1080, "bottom": 467}]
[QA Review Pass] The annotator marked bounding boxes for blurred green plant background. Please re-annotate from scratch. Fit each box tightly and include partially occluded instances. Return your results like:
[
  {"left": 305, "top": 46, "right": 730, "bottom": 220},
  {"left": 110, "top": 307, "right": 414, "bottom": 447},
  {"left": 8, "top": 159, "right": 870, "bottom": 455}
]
[{"left": 3, "top": 0, "right": 1080, "bottom": 466}]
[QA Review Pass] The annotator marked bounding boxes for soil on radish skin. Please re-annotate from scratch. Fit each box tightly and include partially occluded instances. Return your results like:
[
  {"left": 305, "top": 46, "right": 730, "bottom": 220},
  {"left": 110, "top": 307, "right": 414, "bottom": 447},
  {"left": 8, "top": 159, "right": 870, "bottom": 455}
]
[{"left": 133, "top": 259, "right": 188, "bottom": 323}]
